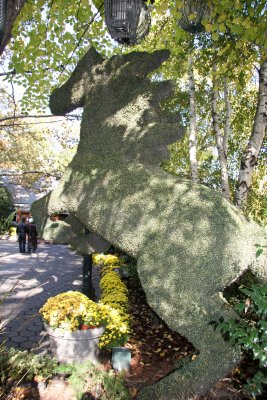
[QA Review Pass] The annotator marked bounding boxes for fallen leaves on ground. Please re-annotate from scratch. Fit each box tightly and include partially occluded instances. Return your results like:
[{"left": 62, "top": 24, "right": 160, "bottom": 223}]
[
  {"left": 123, "top": 275, "right": 194, "bottom": 393},
  {"left": 122, "top": 275, "right": 266, "bottom": 400}
]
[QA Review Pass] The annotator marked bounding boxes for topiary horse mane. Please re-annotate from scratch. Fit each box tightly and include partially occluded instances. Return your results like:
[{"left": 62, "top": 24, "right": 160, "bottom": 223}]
[{"left": 32, "top": 47, "right": 267, "bottom": 399}]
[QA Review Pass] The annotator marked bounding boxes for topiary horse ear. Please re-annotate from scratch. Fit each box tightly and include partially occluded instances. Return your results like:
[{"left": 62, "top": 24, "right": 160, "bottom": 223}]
[{"left": 49, "top": 46, "right": 105, "bottom": 115}]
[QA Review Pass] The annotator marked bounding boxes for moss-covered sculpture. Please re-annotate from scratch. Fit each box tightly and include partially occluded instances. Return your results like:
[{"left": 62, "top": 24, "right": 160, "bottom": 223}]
[{"left": 31, "top": 48, "right": 267, "bottom": 399}]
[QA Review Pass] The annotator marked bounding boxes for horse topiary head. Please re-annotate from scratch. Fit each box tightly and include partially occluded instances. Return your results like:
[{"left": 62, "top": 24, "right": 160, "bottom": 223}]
[{"left": 50, "top": 47, "right": 184, "bottom": 168}]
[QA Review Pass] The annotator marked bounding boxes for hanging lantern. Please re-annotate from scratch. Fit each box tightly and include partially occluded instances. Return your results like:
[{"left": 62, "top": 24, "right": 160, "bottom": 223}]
[
  {"left": 104, "top": 0, "right": 151, "bottom": 45},
  {"left": 0, "top": 0, "right": 7, "bottom": 44},
  {"left": 178, "top": 0, "right": 210, "bottom": 34}
]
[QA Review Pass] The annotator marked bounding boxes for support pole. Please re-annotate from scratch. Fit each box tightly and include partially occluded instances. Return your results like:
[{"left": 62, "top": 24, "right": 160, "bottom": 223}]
[{"left": 83, "top": 254, "right": 95, "bottom": 300}]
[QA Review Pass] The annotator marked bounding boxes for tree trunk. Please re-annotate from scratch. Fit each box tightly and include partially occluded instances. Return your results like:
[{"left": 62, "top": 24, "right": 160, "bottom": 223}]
[
  {"left": 223, "top": 78, "right": 231, "bottom": 158},
  {"left": 188, "top": 55, "right": 198, "bottom": 182},
  {"left": 0, "top": 0, "right": 27, "bottom": 57},
  {"left": 234, "top": 59, "right": 267, "bottom": 209},
  {"left": 211, "top": 64, "right": 230, "bottom": 201}
]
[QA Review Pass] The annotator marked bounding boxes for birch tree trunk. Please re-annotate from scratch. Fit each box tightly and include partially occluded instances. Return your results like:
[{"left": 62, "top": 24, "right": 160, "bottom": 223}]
[
  {"left": 223, "top": 78, "right": 231, "bottom": 159},
  {"left": 234, "top": 58, "right": 267, "bottom": 209},
  {"left": 188, "top": 55, "right": 198, "bottom": 182},
  {"left": 211, "top": 64, "right": 231, "bottom": 201}
]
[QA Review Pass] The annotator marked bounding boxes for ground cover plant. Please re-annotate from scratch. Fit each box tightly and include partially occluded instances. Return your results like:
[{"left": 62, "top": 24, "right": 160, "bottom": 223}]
[
  {"left": 0, "top": 347, "right": 58, "bottom": 398},
  {"left": 0, "top": 346, "right": 130, "bottom": 400},
  {"left": 56, "top": 361, "right": 129, "bottom": 400}
]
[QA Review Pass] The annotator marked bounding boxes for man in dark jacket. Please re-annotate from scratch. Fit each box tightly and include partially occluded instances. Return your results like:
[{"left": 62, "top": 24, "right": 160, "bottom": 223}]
[
  {"left": 16, "top": 217, "right": 28, "bottom": 253},
  {"left": 28, "top": 218, "right": 38, "bottom": 254}
]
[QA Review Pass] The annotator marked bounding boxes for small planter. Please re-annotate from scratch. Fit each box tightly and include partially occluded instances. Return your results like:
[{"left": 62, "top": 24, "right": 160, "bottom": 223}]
[
  {"left": 44, "top": 324, "right": 104, "bottom": 364},
  {"left": 112, "top": 347, "right": 131, "bottom": 371}
]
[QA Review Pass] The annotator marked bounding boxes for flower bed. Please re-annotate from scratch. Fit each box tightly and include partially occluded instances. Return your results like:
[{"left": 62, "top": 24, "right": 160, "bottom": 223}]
[
  {"left": 96, "top": 253, "right": 131, "bottom": 349},
  {"left": 40, "top": 251, "right": 132, "bottom": 350}
]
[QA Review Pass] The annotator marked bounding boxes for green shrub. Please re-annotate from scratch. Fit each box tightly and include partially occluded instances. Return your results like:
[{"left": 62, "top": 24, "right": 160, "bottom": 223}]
[
  {"left": 0, "top": 186, "right": 13, "bottom": 220},
  {"left": 217, "top": 284, "right": 267, "bottom": 398},
  {"left": 56, "top": 361, "right": 130, "bottom": 400},
  {"left": 0, "top": 347, "right": 58, "bottom": 382},
  {"left": 0, "top": 346, "right": 58, "bottom": 398},
  {"left": 0, "top": 210, "right": 16, "bottom": 236}
]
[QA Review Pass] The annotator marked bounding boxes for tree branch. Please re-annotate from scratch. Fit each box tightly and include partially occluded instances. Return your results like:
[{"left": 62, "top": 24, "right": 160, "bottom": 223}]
[
  {"left": 0, "top": 171, "right": 61, "bottom": 179},
  {"left": 0, "top": 114, "right": 81, "bottom": 122},
  {"left": 0, "top": 119, "right": 78, "bottom": 128},
  {"left": 0, "top": 69, "right": 16, "bottom": 77},
  {"left": 57, "top": 2, "right": 104, "bottom": 81}
]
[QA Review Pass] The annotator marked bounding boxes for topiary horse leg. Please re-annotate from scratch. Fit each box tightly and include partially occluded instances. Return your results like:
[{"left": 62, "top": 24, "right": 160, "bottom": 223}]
[
  {"left": 136, "top": 246, "right": 241, "bottom": 400},
  {"left": 137, "top": 321, "right": 240, "bottom": 400}
]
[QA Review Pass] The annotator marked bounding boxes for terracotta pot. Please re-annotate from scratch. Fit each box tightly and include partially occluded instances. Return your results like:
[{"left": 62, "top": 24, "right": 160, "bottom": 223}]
[{"left": 80, "top": 324, "right": 98, "bottom": 330}]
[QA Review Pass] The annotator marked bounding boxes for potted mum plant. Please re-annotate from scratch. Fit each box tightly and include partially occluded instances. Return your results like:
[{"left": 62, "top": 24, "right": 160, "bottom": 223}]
[{"left": 40, "top": 291, "right": 130, "bottom": 364}]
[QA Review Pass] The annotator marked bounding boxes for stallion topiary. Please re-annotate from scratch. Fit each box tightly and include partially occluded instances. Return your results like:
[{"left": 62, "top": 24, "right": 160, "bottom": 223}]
[{"left": 31, "top": 47, "right": 267, "bottom": 399}]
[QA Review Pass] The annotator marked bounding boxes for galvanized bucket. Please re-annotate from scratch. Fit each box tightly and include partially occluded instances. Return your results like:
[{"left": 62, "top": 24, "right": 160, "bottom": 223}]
[{"left": 45, "top": 324, "right": 105, "bottom": 364}]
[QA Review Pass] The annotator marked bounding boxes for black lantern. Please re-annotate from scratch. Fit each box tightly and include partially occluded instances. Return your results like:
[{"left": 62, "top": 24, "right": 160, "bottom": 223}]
[
  {"left": 104, "top": 0, "right": 151, "bottom": 45},
  {"left": 178, "top": 0, "right": 210, "bottom": 34},
  {"left": 0, "top": 0, "right": 7, "bottom": 44}
]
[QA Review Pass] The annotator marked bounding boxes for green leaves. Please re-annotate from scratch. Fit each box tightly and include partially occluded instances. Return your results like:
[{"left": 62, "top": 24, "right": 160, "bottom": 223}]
[
  {"left": 4, "top": 0, "right": 111, "bottom": 111},
  {"left": 239, "top": 285, "right": 267, "bottom": 318},
  {"left": 217, "top": 283, "right": 267, "bottom": 398},
  {"left": 245, "top": 370, "right": 267, "bottom": 398},
  {"left": 255, "top": 244, "right": 267, "bottom": 258}
]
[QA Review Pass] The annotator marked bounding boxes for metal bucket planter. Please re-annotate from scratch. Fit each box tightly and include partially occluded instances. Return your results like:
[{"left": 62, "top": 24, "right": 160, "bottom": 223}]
[{"left": 45, "top": 324, "right": 105, "bottom": 364}]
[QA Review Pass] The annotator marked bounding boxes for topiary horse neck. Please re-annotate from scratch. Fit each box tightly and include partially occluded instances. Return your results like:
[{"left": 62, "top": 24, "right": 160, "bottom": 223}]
[{"left": 32, "top": 47, "right": 267, "bottom": 399}]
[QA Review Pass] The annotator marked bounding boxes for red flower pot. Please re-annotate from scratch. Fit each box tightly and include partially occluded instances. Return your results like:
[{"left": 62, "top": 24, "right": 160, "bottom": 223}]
[{"left": 80, "top": 324, "right": 97, "bottom": 330}]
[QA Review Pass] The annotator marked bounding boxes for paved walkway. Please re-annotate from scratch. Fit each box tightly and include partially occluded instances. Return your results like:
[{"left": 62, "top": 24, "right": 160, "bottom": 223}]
[{"left": 0, "top": 238, "right": 99, "bottom": 355}]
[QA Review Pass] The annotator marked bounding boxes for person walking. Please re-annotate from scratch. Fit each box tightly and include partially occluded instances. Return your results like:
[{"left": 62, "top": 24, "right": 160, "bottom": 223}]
[
  {"left": 16, "top": 217, "right": 29, "bottom": 253},
  {"left": 27, "top": 218, "right": 38, "bottom": 254}
]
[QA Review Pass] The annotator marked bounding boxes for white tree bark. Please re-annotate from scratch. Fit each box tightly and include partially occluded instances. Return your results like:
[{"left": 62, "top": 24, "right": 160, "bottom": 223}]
[
  {"left": 235, "top": 58, "right": 267, "bottom": 209},
  {"left": 211, "top": 64, "right": 231, "bottom": 201},
  {"left": 223, "top": 78, "right": 231, "bottom": 158},
  {"left": 188, "top": 55, "right": 198, "bottom": 182}
]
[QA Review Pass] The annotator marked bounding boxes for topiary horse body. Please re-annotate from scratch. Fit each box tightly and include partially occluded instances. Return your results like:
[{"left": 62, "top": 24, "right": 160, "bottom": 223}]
[{"left": 31, "top": 48, "right": 267, "bottom": 399}]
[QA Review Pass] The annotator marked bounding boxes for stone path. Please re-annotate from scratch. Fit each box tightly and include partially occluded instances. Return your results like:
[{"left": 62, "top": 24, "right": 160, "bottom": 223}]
[{"left": 0, "top": 238, "right": 99, "bottom": 355}]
